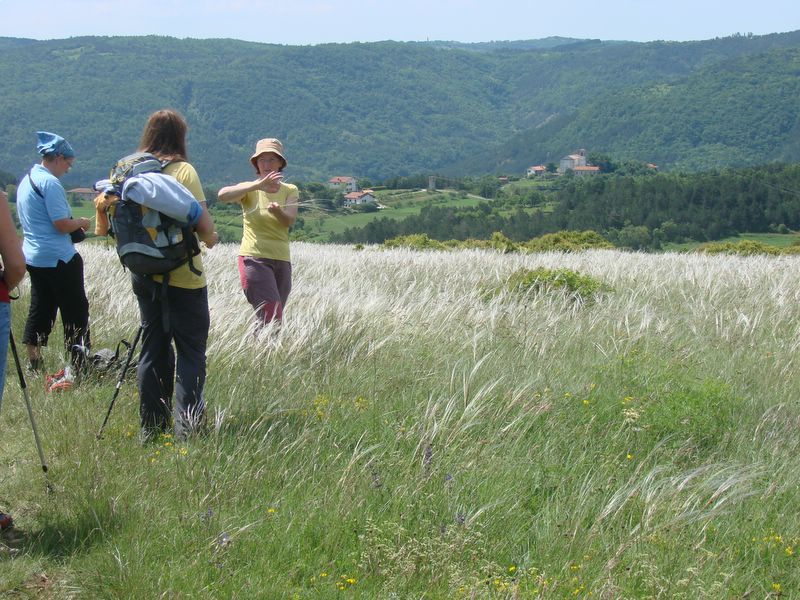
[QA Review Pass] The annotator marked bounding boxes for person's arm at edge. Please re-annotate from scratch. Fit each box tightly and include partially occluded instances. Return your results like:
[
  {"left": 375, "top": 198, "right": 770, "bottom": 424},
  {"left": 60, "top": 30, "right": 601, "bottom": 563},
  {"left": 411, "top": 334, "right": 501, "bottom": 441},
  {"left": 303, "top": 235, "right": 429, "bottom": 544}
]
[{"left": 0, "top": 191, "right": 26, "bottom": 289}]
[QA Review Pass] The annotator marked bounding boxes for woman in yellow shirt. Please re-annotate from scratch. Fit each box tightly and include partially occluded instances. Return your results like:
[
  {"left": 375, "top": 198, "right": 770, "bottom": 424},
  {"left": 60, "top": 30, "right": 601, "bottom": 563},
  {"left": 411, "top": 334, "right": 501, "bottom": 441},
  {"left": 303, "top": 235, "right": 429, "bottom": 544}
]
[
  {"left": 133, "top": 109, "right": 217, "bottom": 441},
  {"left": 218, "top": 138, "right": 298, "bottom": 326}
]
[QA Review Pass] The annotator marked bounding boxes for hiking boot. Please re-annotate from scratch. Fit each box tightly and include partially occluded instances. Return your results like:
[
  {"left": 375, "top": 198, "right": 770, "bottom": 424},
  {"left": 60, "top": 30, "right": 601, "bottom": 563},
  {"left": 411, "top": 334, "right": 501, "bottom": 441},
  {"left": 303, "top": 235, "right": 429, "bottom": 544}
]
[
  {"left": 45, "top": 367, "right": 74, "bottom": 393},
  {"left": 0, "top": 513, "right": 12, "bottom": 530},
  {"left": 27, "top": 358, "right": 42, "bottom": 373},
  {"left": 138, "top": 426, "right": 170, "bottom": 446}
]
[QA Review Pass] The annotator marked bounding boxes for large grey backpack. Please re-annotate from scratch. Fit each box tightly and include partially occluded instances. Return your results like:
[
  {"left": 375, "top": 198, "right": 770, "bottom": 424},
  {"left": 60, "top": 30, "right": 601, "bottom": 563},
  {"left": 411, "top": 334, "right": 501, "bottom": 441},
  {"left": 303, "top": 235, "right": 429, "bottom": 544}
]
[{"left": 106, "top": 152, "right": 200, "bottom": 276}]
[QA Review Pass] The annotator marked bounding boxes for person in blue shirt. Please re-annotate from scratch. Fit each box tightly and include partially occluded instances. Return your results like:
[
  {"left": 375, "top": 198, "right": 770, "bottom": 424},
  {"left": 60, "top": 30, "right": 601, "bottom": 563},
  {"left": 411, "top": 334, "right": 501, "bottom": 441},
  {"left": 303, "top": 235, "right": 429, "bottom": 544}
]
[{"left": 16, "top": 132, "right": 90, "bottom": 376}]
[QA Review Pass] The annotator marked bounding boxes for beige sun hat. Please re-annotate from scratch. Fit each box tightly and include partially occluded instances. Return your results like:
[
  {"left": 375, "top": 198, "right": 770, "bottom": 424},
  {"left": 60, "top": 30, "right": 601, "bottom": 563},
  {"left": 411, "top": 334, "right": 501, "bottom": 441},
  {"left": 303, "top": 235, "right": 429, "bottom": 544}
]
[{"left": 250, "top": 138, "right": 287, "bottom": 170}]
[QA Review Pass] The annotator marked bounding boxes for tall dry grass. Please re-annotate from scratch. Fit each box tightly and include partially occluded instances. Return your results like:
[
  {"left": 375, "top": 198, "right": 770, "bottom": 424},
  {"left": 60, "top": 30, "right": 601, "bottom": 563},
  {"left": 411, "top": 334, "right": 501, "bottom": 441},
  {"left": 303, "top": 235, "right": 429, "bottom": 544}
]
[{"left": 1, "top": 241, "right": 798, "bottom": 598}]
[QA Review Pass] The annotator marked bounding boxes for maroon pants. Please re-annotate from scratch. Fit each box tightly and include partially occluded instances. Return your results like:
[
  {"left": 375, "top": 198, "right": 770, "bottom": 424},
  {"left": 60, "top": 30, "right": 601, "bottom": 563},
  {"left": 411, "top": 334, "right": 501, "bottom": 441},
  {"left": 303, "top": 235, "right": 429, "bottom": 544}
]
[{"left": 237, "top": 256, "right": 292, "bottom": 324}]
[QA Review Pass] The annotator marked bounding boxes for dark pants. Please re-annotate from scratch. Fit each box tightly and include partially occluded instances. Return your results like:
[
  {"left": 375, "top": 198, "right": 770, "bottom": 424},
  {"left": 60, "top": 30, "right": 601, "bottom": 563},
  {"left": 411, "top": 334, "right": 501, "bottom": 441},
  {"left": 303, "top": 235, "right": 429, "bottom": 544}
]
[
  {"left": 237, "top": 256, "right": 292, "bottom": 324},
  {"left": 132, "top": 275, "right": 209, "bottom": 438},
  {"left": 23, "top": 253, "right": 90, "bottom": 366}
]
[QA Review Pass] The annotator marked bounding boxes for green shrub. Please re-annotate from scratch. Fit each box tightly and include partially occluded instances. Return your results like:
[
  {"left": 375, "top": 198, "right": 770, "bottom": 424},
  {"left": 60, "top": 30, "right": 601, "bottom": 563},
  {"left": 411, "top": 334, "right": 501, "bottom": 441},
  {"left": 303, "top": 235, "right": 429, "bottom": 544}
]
[
  {"left": 457, "top": 232, "right": 520, "bottom": 253},
  {"left": 524, "top": 230, "right": 614, "bottom": 252},
  {"left": 383, "top": 234, "right": 448, "bottom": 251},
  {"left": 494, "top": 267, "right": 610, "bottom": 302},
  {"left": 383, "top": 231, "right": 614, "bottom": 254},
  {"left": 696, "top": 240, "right": 781, "bottom": 256}
]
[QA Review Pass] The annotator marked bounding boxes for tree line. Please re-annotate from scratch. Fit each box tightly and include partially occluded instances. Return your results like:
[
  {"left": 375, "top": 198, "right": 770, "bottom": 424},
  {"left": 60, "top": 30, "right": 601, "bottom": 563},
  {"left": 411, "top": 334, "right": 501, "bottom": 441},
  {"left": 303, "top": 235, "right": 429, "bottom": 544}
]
[{"left": 330, "top": 163, "right": 800, "bottom": 250}]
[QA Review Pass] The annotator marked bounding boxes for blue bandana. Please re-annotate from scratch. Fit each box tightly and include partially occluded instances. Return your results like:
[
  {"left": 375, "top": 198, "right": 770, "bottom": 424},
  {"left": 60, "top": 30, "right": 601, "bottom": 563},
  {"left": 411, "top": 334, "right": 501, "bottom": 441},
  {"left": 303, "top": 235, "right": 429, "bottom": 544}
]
[{"left": 36, "top": 131, "right": 75, "bottom": 158}]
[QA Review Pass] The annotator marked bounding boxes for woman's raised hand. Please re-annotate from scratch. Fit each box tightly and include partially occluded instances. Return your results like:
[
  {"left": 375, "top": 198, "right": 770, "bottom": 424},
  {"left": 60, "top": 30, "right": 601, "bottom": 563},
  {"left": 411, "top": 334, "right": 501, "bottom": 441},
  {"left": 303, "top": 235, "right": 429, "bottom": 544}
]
[{"left": 256, "top": 171, "right": 283, "bottom": 194}]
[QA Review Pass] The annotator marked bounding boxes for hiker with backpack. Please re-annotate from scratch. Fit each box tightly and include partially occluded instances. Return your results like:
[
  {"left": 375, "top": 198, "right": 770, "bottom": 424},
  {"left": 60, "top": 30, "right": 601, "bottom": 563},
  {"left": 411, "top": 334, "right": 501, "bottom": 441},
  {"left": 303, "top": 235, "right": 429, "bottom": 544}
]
[
  {"left": 15, "top": 132, "right": 90, "bottom": 384},
  {"left": 217, "top": 138, "right": 298, "bottom": 326},
  {"left": 0, "top": 189, "right": 26, "bottom": 531},
  {"left": 126, "top": 109, "right": 217, "bottom": 441}
]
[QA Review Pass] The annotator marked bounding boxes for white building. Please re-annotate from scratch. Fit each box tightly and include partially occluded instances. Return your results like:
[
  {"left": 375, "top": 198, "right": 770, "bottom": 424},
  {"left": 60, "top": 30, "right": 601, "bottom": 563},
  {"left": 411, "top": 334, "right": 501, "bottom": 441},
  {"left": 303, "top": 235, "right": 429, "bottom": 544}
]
[
  {"left": 343, "top": 190, "right": 376, "bottom": 206},
  {"left": 559, "top": 149, "right": 587, "bottom": 173},
  {"left": 327, "top": 176, "right": 358, "bottom": 193},
  {"left": 526, "top": 165, "right": 547, "bottom": 177}
]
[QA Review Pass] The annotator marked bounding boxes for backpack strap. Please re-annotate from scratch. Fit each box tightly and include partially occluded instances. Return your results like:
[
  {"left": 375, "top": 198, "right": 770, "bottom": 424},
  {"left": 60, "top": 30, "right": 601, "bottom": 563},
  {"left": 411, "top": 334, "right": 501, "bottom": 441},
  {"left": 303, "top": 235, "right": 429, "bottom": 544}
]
[
  {"left": 27, "top": 172, "right": 44, "bottom": 198},
  {"left": 114, "top": 339, "right": 131, "bottom": 361},
  {"left": 184, "top": 229, "right": 202, "bottom": 276},
  {"left": 187, "top": 256, "right": 201, "bottom": 276},
  {"left": 136, "top": 273, "right": 173, "bottom": 333}
]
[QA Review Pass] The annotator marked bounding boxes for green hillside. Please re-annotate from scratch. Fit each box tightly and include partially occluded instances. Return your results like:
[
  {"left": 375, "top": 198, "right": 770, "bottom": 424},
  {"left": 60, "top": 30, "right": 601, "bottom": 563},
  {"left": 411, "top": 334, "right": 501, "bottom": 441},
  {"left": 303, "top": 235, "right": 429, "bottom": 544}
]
[
  {"left": 0, "top": 32, "right": 799, "bottom": 187},
  {"left": 480, "top": 45, "right": 800, "bottom": 174}
]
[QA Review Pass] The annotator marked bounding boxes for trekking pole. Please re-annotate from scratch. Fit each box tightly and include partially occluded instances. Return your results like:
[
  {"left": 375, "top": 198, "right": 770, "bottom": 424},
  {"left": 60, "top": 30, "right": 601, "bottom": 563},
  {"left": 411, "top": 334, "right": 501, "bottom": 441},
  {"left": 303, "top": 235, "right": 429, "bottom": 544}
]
[
  {"left": 8, "top": 331, "right": 52, "bottom": 492},
  {"left": 96, "top": 325, "right": 142, "bottom": 440}
]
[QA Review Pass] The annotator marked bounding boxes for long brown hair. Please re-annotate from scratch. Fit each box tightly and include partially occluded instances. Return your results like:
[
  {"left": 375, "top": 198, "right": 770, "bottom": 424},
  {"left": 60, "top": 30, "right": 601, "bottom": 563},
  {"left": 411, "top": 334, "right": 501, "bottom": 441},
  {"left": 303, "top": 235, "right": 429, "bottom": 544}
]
[{"left": 138, "top": 109, "right": 188, "bottom": 162}]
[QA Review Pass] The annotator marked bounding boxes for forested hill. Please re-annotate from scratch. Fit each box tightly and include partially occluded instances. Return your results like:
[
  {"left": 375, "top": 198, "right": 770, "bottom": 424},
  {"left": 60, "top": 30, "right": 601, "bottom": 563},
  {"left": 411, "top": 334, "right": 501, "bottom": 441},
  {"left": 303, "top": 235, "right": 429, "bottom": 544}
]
[{"left": 0, "top": 32, "right": 799, "bottom": 187}]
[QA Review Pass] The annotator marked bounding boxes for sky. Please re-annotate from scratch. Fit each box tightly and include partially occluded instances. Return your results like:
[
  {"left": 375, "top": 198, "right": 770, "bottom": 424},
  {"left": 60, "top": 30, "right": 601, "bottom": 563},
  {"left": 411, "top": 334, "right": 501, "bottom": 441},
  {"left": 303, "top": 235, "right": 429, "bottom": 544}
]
[{"left": 0, "top": 0, "right": 798, "bottom": 45}]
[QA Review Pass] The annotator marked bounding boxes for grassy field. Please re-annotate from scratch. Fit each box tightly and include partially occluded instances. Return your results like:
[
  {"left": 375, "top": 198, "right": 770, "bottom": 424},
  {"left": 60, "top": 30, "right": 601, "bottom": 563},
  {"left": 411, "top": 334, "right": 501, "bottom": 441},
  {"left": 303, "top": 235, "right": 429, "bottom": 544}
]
[
  {"left": 289, "top": 190, "right": 488, "bottom": 242},
  {"left": 666, "top": 232, "right": 800, "bottom": 252},
  {"left": 1, "top": 242, "right": 799, "bottom": 597}
]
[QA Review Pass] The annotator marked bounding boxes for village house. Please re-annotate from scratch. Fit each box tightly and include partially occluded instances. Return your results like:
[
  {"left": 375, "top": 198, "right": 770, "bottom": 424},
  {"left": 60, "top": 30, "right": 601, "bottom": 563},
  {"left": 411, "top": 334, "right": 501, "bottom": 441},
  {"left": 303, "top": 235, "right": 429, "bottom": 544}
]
[
  {"left": 526, "top": 165, "right": 547, "bottom": 177},
  {"left": 559, "top": 149, "right": 588, "bottom": 173},
  {"left": 343, "top": 190, "right": 376, "bottom": 207},
  {"left": 327, "top": 176, "right": 358, "bottom": 193},
  {"left": 67, "top": 187, "right": 97, "bottom": 203},
  {"left": 573, "top": 165, "right": 600, "bottom": 177}
]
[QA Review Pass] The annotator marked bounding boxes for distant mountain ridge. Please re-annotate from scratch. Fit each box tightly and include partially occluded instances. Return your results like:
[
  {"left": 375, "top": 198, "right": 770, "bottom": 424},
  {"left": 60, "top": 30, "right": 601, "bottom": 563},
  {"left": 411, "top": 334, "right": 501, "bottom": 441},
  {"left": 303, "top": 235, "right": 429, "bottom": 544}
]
[
  {"left": 413, "top": 37, "right": 607, "bottom": 51},
  {"left": 0, "top": 32, "right": 798, "bottom": 186}
]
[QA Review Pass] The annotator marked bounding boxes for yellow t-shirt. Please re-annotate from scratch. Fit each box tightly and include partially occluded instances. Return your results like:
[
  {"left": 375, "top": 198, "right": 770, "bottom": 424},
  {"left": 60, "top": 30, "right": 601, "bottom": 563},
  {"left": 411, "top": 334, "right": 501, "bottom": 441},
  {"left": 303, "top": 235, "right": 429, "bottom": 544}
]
[
  {"left": 239, "top": 183, "right": 299, "bottom": 262},
  {"left": 152, "top": 161, "right": 206, "bottom": 289}
]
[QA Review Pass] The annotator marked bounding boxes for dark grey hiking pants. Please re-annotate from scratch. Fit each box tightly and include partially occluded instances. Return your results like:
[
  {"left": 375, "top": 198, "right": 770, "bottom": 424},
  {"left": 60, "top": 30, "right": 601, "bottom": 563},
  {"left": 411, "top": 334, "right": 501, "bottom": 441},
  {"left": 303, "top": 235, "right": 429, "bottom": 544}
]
[{"left": 132, "top": 275, "right": 209, "bottom": 438}]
